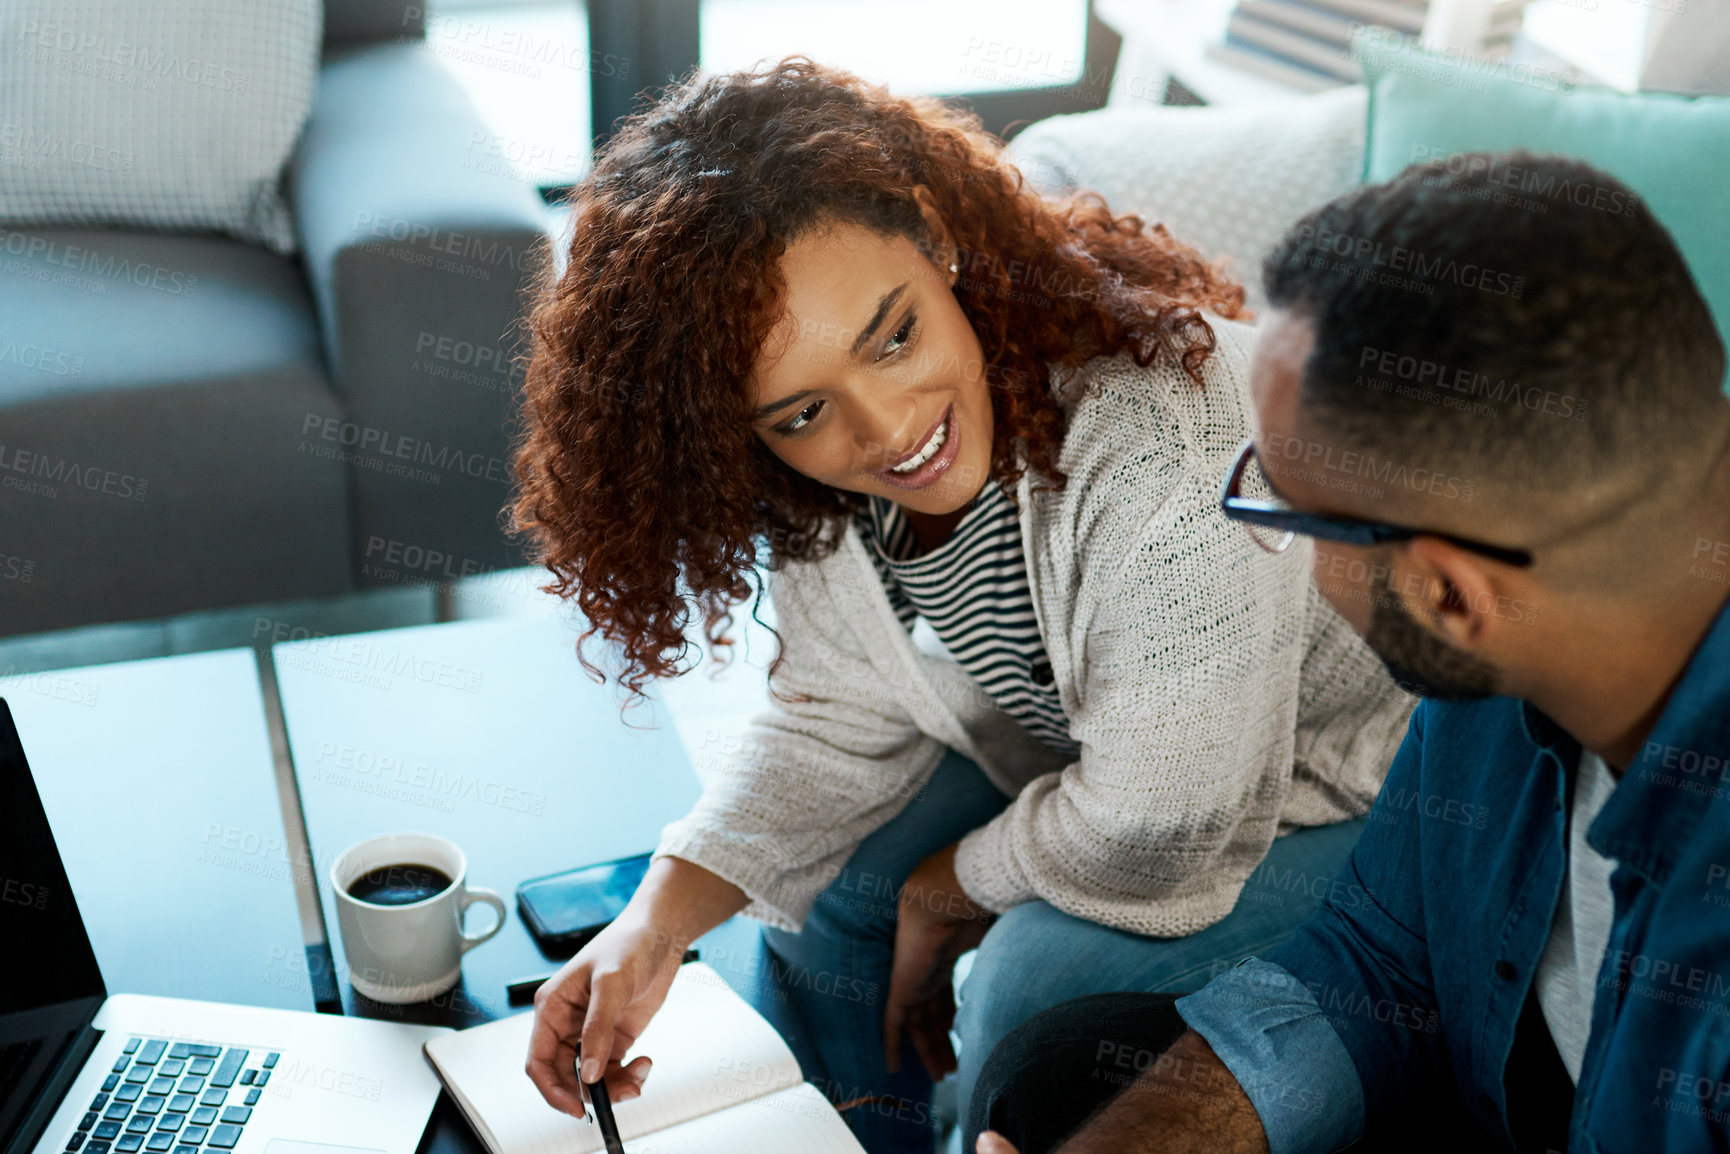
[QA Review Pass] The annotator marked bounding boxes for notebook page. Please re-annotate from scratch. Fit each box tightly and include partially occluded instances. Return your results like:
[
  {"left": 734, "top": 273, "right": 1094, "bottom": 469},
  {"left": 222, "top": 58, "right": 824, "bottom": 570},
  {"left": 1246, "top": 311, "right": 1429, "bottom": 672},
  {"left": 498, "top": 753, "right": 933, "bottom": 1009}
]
[
  {"left": 618, "top": 1084, "right": 867, "bottom": 1154},
  {"left": 423, "top": 963, "right": 803, "bottom": 1154}
]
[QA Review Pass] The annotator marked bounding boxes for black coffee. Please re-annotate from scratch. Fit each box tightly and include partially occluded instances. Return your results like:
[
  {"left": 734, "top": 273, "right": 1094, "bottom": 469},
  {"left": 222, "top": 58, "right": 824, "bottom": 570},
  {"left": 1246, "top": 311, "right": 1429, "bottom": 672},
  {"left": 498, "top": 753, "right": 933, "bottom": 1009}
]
[{"left": 347, "top": 862, "right": 454, "bottom": 906}]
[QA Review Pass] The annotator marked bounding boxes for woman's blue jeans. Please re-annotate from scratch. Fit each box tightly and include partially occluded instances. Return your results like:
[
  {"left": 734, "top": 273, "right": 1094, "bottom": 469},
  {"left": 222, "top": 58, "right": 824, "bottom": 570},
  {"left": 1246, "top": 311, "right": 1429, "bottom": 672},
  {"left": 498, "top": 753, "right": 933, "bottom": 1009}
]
[{"left": 748, "top": 747, "right": 1369, "bottom": 1154}]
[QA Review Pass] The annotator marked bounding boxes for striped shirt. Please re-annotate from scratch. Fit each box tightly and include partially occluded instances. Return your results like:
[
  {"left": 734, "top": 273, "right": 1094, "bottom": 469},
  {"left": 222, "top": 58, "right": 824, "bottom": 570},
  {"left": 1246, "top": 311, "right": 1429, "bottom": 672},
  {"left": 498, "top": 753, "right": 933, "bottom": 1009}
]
[{"left": 856, "top": 480, "right": 1081, "bottom": 760}]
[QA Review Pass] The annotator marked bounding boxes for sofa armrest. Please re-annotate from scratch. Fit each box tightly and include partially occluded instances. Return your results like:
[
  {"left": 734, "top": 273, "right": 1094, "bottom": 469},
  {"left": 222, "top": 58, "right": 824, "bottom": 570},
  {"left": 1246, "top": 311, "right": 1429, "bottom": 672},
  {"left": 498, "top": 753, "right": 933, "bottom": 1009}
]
[{"left": 289, "top": 40, "right": 550, "bottom": 582}]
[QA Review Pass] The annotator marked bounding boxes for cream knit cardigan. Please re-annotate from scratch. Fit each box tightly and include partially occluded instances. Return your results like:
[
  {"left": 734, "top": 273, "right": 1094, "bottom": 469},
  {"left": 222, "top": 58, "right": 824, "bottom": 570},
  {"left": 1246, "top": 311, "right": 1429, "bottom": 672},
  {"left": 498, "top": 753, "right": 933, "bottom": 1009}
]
[{"left": 655, "top": 317, "right": 1416, "bottom": 937}]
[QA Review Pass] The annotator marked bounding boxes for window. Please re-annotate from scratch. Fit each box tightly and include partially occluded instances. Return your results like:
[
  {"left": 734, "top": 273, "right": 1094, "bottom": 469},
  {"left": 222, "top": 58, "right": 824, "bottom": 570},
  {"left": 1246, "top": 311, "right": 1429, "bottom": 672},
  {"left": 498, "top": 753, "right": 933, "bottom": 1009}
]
[
  {"left": 424, "top": 0, "right": 1110, "bottom": 196},
  {"left": 700, "top": 0, "right": 1090, "bottom": 95},
  {"left": 422, "top": 0, "right": 594, "bottom": 187},
  {"left": 1520, "top": 0, "right": 1649, "bottom": 91}
]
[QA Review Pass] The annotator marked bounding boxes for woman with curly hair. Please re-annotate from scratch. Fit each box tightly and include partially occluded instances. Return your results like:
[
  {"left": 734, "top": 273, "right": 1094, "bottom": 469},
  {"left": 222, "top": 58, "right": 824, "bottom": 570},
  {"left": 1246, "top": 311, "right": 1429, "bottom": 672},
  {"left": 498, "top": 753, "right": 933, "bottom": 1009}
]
[{"left": 518, "top": 57, "right": 1413, "bottom": 1153}]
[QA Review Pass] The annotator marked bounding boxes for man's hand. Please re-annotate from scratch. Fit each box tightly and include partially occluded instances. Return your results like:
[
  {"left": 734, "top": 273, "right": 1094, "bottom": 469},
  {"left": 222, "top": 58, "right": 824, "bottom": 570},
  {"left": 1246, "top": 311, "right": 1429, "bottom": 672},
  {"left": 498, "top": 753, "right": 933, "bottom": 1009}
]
[
  {"left": 883, "top": 843, "right": 995, "bottom": 1080},
  {"left": 977, "top": 1132, "right": 1021, "bottom": 1154}
]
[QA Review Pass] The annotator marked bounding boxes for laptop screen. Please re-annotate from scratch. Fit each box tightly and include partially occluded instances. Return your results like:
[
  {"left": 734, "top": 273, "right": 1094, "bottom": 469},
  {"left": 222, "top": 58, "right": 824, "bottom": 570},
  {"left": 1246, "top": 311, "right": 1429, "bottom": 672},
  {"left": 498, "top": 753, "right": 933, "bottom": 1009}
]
[{"left": 0, "top": 698, "right": 106, "bottom": 1150}]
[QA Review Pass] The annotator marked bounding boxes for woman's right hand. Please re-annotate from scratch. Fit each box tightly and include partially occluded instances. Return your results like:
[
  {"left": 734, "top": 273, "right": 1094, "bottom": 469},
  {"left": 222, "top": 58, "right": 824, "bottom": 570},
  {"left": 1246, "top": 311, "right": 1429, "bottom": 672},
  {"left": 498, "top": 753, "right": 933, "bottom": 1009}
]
[
  {"left": 523, "top": 856, "right": 748, "bottom": 1117},
  {"left": 523, "top": 913, "right": 682, "bottom": 1116}
]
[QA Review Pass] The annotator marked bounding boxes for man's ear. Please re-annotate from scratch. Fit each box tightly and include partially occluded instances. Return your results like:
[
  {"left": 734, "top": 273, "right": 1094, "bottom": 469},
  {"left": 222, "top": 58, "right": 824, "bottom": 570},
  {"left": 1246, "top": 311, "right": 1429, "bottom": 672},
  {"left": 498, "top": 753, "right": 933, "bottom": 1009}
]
[{"left": 1398, "top": 536, "right": 1504, "bottom": 650}]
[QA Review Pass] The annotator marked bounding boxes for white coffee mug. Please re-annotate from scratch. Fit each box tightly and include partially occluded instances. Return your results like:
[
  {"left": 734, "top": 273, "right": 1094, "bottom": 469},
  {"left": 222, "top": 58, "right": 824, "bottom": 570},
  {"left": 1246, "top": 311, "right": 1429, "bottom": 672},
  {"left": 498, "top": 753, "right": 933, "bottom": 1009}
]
[{"left": 330, "top": 832, "right": 506, "bottom": 1004}]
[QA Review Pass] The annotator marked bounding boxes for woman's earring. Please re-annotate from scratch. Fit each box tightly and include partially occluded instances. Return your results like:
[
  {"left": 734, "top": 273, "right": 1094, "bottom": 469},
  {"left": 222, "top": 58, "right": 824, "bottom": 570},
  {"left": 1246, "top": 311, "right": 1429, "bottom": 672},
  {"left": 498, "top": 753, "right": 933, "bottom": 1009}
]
[{"left": 948, "top": 260, "right": 958, "bottom": 276}]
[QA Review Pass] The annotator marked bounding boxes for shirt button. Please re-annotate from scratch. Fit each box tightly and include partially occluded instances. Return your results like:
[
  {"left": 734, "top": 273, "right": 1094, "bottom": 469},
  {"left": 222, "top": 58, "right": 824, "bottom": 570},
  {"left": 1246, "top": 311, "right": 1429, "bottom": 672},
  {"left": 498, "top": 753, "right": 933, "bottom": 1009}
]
[
  {"left": 1031, "top": 660, "right": 1054, "bottom": 686},
  {"left": 1495, "top": 960, "right": 1516, "bottom": 980}
]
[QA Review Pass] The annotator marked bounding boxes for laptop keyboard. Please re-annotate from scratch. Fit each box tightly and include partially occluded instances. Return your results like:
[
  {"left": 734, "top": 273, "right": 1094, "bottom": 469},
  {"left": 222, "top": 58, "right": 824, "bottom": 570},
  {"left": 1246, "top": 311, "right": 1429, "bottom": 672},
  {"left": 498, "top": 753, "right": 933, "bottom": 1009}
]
[{"left": 65, "top": 1035, "right": 279, "bottom": 1154}]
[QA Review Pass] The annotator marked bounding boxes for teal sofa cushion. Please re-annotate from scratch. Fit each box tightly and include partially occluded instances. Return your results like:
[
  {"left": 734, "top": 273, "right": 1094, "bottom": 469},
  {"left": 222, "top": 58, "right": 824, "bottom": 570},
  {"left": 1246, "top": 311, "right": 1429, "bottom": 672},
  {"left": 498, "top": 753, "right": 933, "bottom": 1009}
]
[{"left": 1355, "top": 30, "right": 1730, "bottom": 385}]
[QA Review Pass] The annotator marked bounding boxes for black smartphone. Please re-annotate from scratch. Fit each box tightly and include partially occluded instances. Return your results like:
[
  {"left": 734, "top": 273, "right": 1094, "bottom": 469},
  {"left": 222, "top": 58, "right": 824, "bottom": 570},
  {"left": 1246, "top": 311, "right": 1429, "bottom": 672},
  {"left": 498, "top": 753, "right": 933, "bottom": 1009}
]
[{"left": 516, "top": 851, "right": 655, "bottom": 956}]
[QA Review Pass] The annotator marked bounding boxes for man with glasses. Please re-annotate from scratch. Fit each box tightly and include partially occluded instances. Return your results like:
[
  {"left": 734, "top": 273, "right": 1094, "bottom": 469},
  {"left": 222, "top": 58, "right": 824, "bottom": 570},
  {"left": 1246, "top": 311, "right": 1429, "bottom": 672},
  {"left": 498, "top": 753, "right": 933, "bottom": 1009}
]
[{"left": 967, "top": 150, "right": 1730, "bottom": 1154}]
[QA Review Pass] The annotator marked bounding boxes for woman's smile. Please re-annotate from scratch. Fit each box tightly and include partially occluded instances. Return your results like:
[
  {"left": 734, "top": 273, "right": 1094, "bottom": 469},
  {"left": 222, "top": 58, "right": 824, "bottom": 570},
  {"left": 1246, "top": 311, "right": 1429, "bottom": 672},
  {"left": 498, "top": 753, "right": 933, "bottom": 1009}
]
[{"left": 875, "top": 403, "right": 959, "bottom": 490}]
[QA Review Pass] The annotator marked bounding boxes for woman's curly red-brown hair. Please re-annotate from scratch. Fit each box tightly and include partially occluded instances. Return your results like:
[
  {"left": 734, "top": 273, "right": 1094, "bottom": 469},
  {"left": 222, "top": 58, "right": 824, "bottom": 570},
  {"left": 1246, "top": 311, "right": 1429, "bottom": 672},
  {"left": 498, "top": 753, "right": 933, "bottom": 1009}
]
[{"left": 512, "top": 56, "right": 1246, "bottom": 703}]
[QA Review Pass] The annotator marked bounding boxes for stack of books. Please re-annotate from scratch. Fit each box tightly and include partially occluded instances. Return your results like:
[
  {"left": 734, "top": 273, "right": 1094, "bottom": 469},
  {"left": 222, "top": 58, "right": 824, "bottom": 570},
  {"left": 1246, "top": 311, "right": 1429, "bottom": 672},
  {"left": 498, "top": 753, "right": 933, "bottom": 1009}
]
[{"left": 1205, "top": 0, "right": 1533, "bottom": 90}]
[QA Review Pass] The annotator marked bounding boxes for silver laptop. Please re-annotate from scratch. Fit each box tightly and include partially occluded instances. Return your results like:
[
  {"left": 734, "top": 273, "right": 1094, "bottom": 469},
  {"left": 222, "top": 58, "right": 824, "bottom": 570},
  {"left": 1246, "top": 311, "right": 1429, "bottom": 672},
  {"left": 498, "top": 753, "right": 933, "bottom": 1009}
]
[{"left": 0, "top": 699, "right": 451, "bottom": 1154}]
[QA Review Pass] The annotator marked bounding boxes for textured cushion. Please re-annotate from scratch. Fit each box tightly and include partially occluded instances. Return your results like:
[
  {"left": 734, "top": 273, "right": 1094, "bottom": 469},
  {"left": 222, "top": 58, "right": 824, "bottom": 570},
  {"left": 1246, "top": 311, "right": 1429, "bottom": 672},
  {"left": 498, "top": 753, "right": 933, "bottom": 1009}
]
[
  {"left": 0, "top": 1, "right": 322, "bottom": 254},
  {"left": 1357, "top": 30, "right": 1730, "bottom": 385},
  {"left": 1005, "top": 86, "right": 1368, "bottom": 310}
]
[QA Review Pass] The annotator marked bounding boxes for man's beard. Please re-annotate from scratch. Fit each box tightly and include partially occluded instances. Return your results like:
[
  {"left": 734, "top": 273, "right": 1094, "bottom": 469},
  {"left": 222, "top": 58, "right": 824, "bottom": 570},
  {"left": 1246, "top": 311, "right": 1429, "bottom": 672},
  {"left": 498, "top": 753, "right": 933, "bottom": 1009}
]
[{"left": 1366, "top": 591, "right": 1500, "bottom": 701}]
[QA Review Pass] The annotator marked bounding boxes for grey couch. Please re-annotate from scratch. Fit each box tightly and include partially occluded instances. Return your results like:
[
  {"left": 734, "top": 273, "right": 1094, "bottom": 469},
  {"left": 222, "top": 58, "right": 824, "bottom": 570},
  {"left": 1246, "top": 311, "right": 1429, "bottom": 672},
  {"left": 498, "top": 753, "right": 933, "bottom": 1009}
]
[{"left": 0, "top": 0, "right": 551, "bottom": 638}]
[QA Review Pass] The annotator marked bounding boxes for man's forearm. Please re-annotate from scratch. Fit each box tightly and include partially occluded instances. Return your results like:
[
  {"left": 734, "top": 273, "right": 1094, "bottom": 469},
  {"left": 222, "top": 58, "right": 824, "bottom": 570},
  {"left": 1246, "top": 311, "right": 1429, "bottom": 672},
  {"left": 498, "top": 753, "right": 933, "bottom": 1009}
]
[{"left": 1056, "top": 1029, "right": 1269, "bottom": 1154}]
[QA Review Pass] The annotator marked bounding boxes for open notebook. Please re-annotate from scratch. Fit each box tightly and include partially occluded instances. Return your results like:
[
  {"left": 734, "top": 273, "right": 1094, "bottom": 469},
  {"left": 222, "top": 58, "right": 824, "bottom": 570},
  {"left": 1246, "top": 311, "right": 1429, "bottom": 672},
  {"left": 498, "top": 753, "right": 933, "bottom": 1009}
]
[{"left": 422, "top": 963, "right": 867, "bottom": 1154}]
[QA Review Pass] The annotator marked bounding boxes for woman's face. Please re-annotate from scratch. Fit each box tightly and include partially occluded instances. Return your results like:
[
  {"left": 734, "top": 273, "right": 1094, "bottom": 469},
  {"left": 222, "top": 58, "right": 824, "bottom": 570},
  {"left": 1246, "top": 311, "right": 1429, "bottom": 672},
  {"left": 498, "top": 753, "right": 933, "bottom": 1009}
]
[{"left": 745, "top": 212, "right": 994, "bottom": 518}]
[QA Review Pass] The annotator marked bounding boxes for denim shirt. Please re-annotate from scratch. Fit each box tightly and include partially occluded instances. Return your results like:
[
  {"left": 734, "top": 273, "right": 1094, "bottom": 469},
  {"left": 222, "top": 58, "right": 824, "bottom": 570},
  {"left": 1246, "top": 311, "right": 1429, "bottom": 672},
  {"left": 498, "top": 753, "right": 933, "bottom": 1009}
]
[{"left": 1178, "top": 598, "right": 1730, "bottom": 1154}]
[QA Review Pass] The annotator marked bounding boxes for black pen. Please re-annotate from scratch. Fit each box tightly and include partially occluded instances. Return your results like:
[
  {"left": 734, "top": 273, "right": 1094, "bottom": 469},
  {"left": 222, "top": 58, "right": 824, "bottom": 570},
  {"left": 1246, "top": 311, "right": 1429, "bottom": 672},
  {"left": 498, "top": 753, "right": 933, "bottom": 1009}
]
[{"left": 576, "top": 1045, "right": 626, "bottom": 1154}]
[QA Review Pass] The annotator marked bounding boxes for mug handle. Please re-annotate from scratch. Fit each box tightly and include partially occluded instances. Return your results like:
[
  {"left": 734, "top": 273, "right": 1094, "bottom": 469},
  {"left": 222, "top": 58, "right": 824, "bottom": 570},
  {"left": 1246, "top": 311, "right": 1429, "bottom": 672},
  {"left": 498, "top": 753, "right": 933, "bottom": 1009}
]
[{"left": 458, "top": 886, "right": 507, "bottom": 952}]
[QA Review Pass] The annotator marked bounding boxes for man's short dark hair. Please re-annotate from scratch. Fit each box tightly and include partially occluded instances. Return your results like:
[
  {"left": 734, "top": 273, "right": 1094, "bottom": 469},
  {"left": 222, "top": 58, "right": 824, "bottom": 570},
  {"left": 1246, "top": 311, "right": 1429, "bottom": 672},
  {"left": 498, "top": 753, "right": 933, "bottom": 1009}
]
[{"left": 1263, "top": 150, "right": 1726, "bottom": 499}]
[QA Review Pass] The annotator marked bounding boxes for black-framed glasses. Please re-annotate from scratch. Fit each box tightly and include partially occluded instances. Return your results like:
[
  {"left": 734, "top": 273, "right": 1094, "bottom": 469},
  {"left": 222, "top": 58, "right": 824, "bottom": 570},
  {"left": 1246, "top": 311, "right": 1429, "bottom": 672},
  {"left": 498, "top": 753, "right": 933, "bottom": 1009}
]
[{"left": 1217, "top": 439, "right": 1534, "bottom": 567}]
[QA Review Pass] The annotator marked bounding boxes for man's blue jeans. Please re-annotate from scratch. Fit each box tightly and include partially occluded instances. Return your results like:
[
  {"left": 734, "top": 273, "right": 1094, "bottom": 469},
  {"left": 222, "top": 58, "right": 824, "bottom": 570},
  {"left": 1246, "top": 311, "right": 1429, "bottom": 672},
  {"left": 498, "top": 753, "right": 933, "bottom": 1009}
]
[{"left": 746, "top": 748, "right": 1370, "bottom": 1154}]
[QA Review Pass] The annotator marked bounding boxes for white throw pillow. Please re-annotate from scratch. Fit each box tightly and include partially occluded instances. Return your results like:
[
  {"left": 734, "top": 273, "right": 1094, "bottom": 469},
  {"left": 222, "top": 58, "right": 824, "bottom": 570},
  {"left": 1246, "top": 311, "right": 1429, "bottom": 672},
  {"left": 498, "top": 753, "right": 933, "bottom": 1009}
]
[
  {"left": 1007, "top": 87, "right": 1368, "bottom": 311},
  {"left": 0, "top": 0, "right": 322, "bottom": 253}
]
